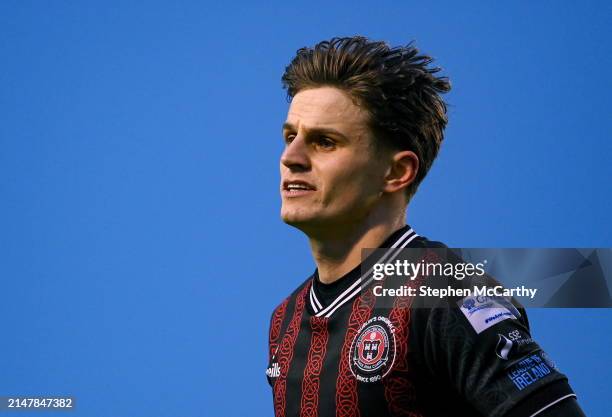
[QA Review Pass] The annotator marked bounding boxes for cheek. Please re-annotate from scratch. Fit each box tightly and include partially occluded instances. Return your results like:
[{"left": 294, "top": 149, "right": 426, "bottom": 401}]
[{"left": 321, "top": 164, "right": 382, "bottom": 205}]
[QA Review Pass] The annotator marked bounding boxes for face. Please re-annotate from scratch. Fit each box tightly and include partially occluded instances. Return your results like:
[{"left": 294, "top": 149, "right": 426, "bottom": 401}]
[{"left": 280, "top": 87, "right": 388, "bottom": 234}]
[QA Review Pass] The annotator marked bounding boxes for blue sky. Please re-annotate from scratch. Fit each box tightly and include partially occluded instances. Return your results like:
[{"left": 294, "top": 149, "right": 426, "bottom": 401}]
[{"left": 1, "top": 1, "right": 610, "bottom": 416}]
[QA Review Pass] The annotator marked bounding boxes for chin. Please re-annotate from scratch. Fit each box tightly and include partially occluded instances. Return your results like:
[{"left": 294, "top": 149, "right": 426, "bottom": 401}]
[
  {"left": 281, "top": 210, "right": 311, "bottom": 226},
  {"left": 281, "top": 207, "right": 321, "bottom": 229}
]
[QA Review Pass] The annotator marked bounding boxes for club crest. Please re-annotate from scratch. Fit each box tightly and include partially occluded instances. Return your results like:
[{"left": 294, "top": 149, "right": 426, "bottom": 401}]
[{"left": 349, "top": 316, "right": 396, "bottom": 382}]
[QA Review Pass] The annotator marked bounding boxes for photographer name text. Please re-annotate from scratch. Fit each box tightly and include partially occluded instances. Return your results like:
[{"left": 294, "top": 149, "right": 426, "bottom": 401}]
[{"left": 373, "top": 285, "right": 537, "bottom": 299}]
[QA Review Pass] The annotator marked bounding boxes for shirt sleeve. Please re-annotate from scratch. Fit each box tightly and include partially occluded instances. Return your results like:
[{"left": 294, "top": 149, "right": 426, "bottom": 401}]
[
  {"left": 419, "top": 296, "right": 577, "bottom": 417},
  {"left": 519, "top": 396, "right": 586, "bottom": 417}
]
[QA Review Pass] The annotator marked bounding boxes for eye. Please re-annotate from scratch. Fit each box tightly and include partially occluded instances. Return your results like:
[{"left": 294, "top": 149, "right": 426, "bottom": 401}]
[
  {"left": 284, "top": 134, "right": 296, "bottom": 145},
  {"left": 315, "top": 137, "right": 336, "bottom": 150}
]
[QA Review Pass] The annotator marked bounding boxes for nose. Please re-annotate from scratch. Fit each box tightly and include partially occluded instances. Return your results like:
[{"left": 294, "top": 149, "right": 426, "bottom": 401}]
[{"left": 280, "top": 135, "right": 310, "bottom": 172}]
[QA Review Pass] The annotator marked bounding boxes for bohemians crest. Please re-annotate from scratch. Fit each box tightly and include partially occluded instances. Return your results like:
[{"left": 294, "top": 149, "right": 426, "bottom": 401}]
[{"left": 349, "top": 316, "right": 396, "bottom": 382}]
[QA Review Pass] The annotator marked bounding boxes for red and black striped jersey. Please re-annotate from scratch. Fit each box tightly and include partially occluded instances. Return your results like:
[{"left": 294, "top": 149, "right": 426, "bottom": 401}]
[{"left": 266, "top": 226, "right": 577, "bottom": 417}]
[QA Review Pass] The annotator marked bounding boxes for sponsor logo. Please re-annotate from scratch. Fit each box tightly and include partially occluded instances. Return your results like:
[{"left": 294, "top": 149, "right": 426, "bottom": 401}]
[
  {"left": 507, "top": 330, "right": 522, "bottom": 341},
  {"left": 507, "top": 329, "right": 534, "bottom": 345},
  {"left": 266, "top": 362, "right": 280, "bottom": 378},
  {"left": 496, "top": 330, "right": 537, "bottom": 360},
  {"left": 458, "top": 295, "right": 518, "bottom": 334},
  {"left": 496, "top": 334, "right": 514, "bottom": 360},
  {"left": 349, "top": 316, "right": 396, "bottom": 383},
  {"left": 462, "top": 298, "right": 477, "bottom": 310}
]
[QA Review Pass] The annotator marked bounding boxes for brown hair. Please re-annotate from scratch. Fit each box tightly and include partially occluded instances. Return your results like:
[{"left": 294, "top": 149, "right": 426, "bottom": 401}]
[{"left": 281, "top": 36, "right": 451, "bottom": 199}]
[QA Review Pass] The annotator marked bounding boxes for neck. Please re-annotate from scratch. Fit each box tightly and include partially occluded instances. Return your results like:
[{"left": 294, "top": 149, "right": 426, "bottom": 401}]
[{"left": 309, "top": 210, "right": 406, "bottom": 284}]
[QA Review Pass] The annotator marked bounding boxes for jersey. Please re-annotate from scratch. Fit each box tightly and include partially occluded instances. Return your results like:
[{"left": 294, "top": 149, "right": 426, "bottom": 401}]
[{"left": 266, "top": 225, "right": 577, "bottom": 417}]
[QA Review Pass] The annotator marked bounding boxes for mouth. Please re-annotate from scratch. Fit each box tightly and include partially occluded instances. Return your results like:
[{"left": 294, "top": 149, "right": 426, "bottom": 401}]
[{"left": 282, "top": 180, "right": 316, "bottom": 197}]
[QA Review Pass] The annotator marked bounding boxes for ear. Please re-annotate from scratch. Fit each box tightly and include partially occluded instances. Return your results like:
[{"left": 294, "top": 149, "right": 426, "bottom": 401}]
[{"left": 382, "top": 150, "right": 419, "bottom": 194}]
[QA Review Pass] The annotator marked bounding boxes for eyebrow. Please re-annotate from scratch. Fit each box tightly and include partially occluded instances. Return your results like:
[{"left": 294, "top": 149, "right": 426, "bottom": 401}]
[{"left": 282, "top": 122, "right": 347, "bottom": 140}]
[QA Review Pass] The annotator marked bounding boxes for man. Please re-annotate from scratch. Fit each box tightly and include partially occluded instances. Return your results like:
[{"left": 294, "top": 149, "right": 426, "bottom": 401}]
[{"left": 267, "top": 36, "right": 585, "bottom": 417}]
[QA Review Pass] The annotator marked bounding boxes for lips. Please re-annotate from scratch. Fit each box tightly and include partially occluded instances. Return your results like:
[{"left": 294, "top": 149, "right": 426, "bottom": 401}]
[
  {"left": 282, "top": 180, "right": 316, "bottom": 197},
  {"left": 282, "top": 180, "right": 316, "bottom": 191}
]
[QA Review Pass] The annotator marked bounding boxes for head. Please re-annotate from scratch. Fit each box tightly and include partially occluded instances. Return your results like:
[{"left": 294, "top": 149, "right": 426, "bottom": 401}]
[{"left": 279, "top": 36, "right": 450, "bottom": 237}]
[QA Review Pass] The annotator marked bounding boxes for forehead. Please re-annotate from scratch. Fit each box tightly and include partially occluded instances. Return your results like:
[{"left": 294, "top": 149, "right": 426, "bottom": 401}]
[{"left": 285, "top": 87, "right": 370, "bottom": 131}]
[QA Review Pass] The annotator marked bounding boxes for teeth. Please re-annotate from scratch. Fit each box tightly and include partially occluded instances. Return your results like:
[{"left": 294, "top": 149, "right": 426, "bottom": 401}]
[{"left": 288, "top": 184, "right": 310, "bottom": 190}]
